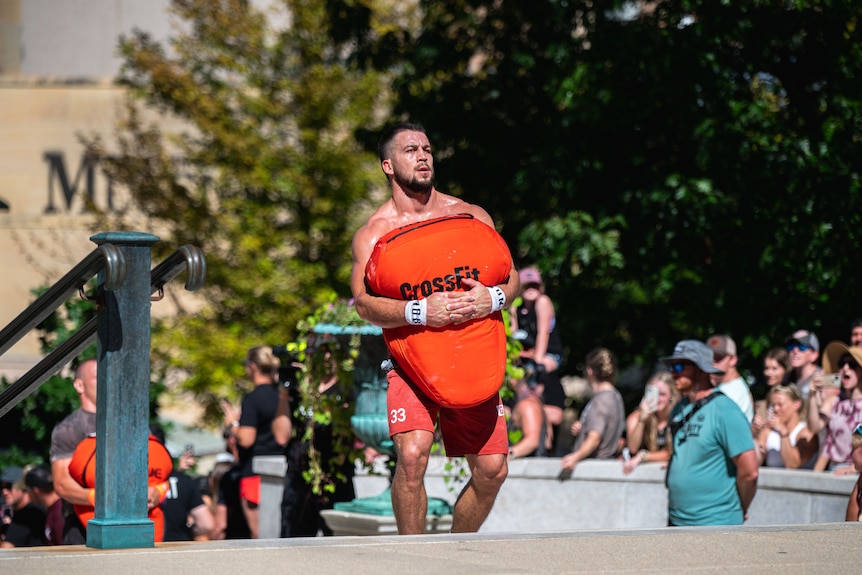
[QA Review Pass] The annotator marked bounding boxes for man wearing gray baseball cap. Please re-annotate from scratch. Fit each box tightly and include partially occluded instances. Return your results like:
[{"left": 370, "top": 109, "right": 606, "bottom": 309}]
[
  {"left": 661, "top": 339, "right": 759, "bottom": 526},
  {"left": 784, "top": 329, "right": 821, "bottom": 399},
  {"left": 706, "top": 334, "right": 754, "bottom": 423}
]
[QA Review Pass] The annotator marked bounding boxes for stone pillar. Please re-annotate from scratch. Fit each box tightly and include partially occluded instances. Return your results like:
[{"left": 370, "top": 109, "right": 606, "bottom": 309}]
[{"left": 254, "top": 455, "right": 288, "bottom": 539}]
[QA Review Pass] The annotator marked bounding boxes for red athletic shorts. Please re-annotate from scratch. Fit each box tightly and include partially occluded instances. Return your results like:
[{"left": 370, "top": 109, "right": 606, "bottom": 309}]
[
  {"left": 386, "top": 367, "right": 508, "bottom": 457},
  {"left": 239, "top": 475, "right": 260, "bottom": 505}
]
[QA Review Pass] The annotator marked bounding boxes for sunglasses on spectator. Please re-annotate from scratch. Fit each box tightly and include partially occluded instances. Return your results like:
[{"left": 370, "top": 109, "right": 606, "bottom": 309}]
[
  {"left": 669, "top": 362, "right": 692, "bottom": 374},
  {"left": 786, "top": 343, "right": 811, "bottom": 352},
  {"left": 839, "top": 357, "right": 860, "bottom": 370},
  {"left": 0, "top": 482, "right": 12, "bottom": 490}
]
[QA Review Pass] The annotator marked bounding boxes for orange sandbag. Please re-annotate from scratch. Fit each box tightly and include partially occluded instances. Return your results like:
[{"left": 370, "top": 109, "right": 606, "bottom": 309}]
[
  {"left": 68, "top": 433, "right": 173, "bottom": 541},
  {"left": 365, "top": 213, "right": 513, "bottom": 407}
]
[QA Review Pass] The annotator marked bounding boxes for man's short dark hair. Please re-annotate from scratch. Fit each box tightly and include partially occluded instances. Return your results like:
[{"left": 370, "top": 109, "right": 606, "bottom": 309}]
[
  {"left": 852, "top": 317, "right": 862, "bottom": 330},
  {"left": 149, "top": 423, "right": 167, "bottom": 445},
  {"left": 377, "top": 121, "right": 426, "bottom": 162},
  {"left": 24, "top": 465, "right": 54, "bottom": 492}
]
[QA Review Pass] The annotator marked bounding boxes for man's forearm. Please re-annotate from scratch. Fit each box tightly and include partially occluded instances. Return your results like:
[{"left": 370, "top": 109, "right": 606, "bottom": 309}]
[
  {"left": 806, "top": 397, "right": 827, "bottom": 433},
  {"left": 55, "top": 479, "right": 90, "bottom": 505},
  {"left": 735, "top": 450, "right": 759, "bottom": 516},
  {"left": 355, "top": 293, "right": 407, "bottom": 329},
  {"left": 272, "top": 390, "right": 293, "bottom": 446},
  {"left": 356, "top": 273, "right": 517, "bottom": 329},
  {"left": 510, "top": 428, "right": 540, "bottom": 459},
  {"left": 737, "top": 476, "right": 758, "bottom": 515},
  {"left": 626, "top": 416, "right": 646, "bottom": 454},
  {"left": 190, "top": 505, "right": 215, "bottom": 539},
  {"left": 570, "top": 432, "right": 601, "bottom": 463},
  {"left": 52, "top": 459, "right": 91, "bottom": 506},
  {"left": 500, "top": 268, "right": 519, "bottom": 309}
]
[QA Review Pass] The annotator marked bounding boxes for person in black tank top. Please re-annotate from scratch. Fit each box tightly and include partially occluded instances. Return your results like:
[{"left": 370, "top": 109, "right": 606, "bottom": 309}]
[
  {"left": 511, "top": 267, "right": 566, "bottom": 453},
  {"left": 221, "top": 346, "right": 286, "bottom": 538}
]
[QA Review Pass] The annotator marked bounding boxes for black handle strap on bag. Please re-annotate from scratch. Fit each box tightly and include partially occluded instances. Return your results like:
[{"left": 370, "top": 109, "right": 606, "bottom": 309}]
[{"left": 665, "top": 390, "right": 724, "bottom": 487}]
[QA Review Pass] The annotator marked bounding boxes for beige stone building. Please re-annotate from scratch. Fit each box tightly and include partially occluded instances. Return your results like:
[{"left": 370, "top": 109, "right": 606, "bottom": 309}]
[
  {"left": 0, "top": 0, "right": 175, "bottom": 378},
  {"left": 0, "top": 2, "right": 231, "bottom": 455}
]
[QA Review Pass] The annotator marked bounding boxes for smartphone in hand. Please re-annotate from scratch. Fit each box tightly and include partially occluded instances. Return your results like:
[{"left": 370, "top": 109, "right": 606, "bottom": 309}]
[
  {"left": 825, "top": 373, "right": 842, "bottom": 388},
  {"left": 644, "top": 384, "right": 659, "bottom": 412}
]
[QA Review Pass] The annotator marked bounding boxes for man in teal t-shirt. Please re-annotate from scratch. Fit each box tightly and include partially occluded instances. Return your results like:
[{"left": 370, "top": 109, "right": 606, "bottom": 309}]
[{"left": 662, "top": 340, "right": 759, "bottom": 526}]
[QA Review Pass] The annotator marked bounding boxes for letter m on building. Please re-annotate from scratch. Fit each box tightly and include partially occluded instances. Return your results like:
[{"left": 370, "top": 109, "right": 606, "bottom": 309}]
[{"left": 43, "top": 151, "right": 106, "bottom": 214}]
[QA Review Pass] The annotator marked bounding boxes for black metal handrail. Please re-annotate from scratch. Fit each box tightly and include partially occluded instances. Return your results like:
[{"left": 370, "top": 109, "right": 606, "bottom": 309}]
[
  {"left": 0, "top": 244, "right": 126, "bottom": 358},
  {"left": 0, "top": 244, "right": 206, "bottom": 419},
  {"left": 150, "top": 244, "right": 207, "bottom": 293}
]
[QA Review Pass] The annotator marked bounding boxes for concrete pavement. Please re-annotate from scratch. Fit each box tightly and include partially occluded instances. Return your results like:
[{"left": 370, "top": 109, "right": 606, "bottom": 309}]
[{"left": 2, "top": 522, "right": 861, "bottom": 575}]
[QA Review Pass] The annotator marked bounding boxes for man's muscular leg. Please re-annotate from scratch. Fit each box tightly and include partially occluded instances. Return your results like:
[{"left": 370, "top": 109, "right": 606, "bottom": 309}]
[
  {"left": 391, "top": 429, "right": 434, "bottom": 534},
  {"left": 451, "top": 452, "right": 507, "bottom": 533}
]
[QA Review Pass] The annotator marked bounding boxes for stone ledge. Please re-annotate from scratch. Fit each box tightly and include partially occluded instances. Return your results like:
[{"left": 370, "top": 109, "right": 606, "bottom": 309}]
[
  {"left": 319, "top": 510, "right": 453, "bottom": 536},
  {"left": 258, "top": 455, "right": 858, "bottom": 536},
  {"left": 0, "top": 76, "right": 117, "bottom": 87}
]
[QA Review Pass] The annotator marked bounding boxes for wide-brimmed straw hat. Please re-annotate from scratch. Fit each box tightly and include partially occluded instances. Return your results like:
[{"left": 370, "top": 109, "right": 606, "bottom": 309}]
[{"left": 821, "top": 341, "right": 862, "bottom": 374}]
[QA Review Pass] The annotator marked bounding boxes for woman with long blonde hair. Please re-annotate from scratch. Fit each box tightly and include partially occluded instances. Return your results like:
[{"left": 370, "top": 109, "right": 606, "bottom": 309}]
[
  {"left": 623, "top": 370, "right": 679, "bottom": 474},
  {"left": 755, "top": 383, "right": 818, "bottom": 469}
]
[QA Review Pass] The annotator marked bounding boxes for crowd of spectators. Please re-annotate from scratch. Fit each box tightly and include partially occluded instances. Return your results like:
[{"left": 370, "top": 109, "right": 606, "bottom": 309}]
[
  {"left": 504, "top": 311, "right": 862, "bottom": 526},
  {"left": 5, "top": 316, "right": 862, "bottom": 545},
  {"left": 0, "top": 343, "right": 365, "bottom": 546}
]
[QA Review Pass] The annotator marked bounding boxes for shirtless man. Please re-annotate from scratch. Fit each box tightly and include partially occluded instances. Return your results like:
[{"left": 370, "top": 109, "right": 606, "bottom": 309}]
[{"left": 351, "top": 122, "right": 519, "bottom": 534}]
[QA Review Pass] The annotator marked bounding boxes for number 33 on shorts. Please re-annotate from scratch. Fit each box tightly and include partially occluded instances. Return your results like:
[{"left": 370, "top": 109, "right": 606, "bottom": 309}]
[{"left": 390, "top": 408, "right": 406, "bottom": 423}]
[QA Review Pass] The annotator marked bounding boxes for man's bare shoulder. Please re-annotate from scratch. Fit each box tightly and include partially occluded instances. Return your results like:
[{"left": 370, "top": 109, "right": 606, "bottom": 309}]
[
  {"left": 438, "top": 194, "right": 494, "bottom": 227},
  {"left": 355, "top": 191, "right": 495, "bottom": 247},
  {"left": 355, "top": 204, "right": 400, "bottom": 249}
]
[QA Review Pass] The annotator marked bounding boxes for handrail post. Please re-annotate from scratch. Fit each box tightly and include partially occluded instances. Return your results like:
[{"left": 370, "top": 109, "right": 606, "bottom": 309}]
[{"left": 87, "top": 232, "right": 160, "bottom": 549}]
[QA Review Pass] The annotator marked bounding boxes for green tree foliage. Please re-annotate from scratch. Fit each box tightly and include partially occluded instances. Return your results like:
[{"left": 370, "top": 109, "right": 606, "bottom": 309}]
[
  {"left": 0, "top": 292, "right": 96, "bottom": 469},
  {"left": 368, "top": 0, "right": 862, "bottom": 375},
  {"left": 84, "top": 0, "right": 391, "bottom": 413}
]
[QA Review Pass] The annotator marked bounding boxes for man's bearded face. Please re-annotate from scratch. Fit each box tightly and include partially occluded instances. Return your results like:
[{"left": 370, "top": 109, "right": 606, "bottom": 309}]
[{"left": 393, "top": 161, "right": 434, "bottom": 193}]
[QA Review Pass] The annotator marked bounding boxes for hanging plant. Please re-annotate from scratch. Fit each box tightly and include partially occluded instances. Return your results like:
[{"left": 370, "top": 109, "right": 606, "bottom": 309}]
[
  {"left": 283, "top": 297, "right": 522, "bottom": 495},
  {"left": 277, "top": 298, "right": 378, "bottom": 496}
]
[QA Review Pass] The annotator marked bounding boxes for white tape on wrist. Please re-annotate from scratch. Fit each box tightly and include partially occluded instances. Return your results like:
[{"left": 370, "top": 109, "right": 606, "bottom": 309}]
[
  {"left": 404, "top": 299, "right": 427, "bottom": 326},
  {"left": 488, "top": 286, "right": 506, "bottom": 312}
]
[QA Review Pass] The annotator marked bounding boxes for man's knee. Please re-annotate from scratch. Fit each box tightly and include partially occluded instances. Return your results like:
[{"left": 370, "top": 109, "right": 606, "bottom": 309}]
[
  {"left": 394, "top": 431, "right": 433, "bottom": 463},
  {"left": 394, "top": 434, "right": 432, "bottom": 483},
  {"left": 472, "top": 455, "right": 508, "bottom": 491}
]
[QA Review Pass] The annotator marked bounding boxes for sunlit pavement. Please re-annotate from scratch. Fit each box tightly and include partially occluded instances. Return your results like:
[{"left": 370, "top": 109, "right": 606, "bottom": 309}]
[{"left": 2, "top": 522, "right": 861, "bottom": 575}]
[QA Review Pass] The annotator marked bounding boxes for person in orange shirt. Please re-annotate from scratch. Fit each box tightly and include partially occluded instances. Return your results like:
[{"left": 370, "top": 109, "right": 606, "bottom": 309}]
[{"left": 67, "top": 433, "right": 173, "bottom": 542}]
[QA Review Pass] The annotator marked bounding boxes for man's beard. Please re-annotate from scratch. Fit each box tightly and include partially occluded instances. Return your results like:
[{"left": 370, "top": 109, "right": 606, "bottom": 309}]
[{"left": 393, "top": 165, "right": 434, "bottom": 194}]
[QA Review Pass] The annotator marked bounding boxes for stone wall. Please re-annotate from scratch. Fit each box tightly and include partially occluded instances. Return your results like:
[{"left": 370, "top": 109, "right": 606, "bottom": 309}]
[{"left": 256, "top": 455, "right": 857, "bottom": 537}]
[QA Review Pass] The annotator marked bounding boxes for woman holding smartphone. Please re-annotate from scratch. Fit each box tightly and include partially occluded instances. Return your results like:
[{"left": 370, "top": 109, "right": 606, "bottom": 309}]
[
  {"left": 623, "top": 371, "right": 678, "bottom": 474},
  {"left": 811, "top": 341, "right": 862, "bottom": 473}
]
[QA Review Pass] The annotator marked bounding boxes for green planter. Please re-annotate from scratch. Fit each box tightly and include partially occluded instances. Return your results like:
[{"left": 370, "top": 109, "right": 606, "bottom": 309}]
[{"left": 312, "top": 323, "right": 450, "bottom": 517}]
